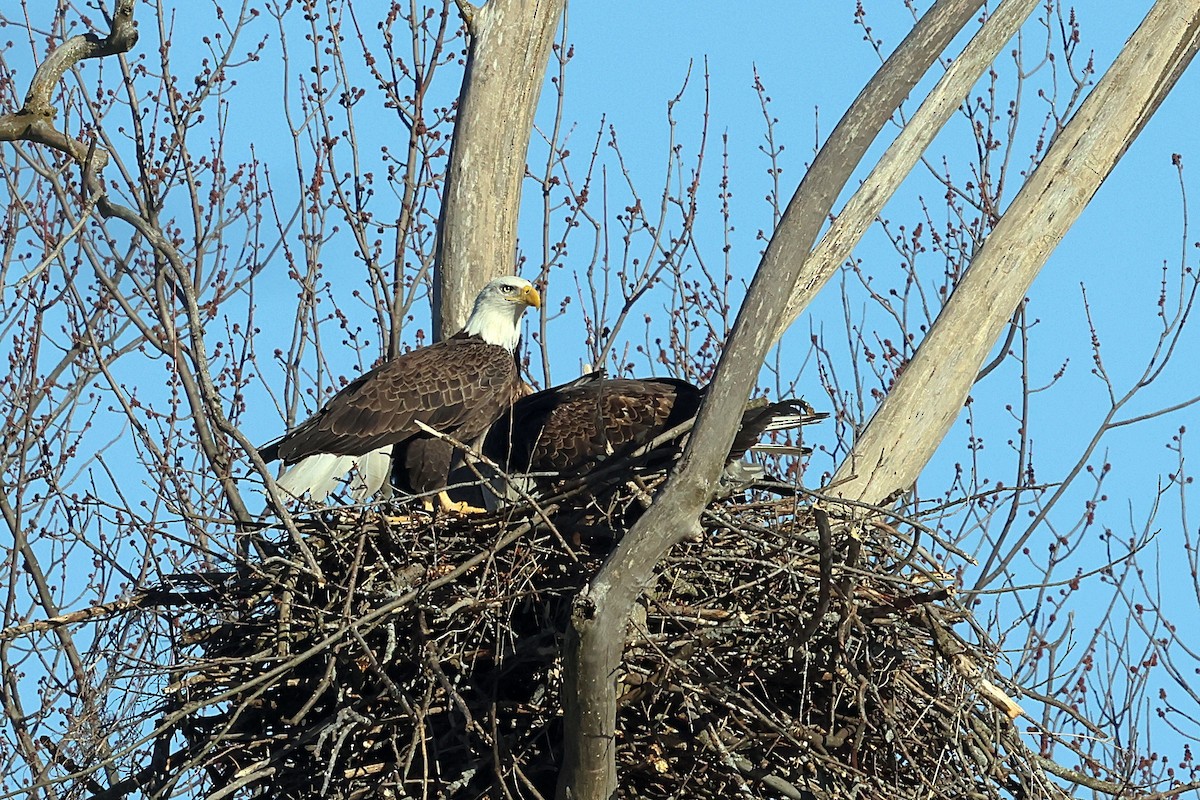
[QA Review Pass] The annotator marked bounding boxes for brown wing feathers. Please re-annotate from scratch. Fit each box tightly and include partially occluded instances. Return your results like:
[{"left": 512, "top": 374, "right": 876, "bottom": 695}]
[
  {"left": 484, "top": 376, "right": 821, "bottom": 478},
  {"left": 262, "top": 334, "right": 516, "bottom": 466},
  {"left": 485, "top": 378, "right": 680, "bottom": 474},
  {"left": 259, "top": 275, "right": 540, "bottom": 502}
]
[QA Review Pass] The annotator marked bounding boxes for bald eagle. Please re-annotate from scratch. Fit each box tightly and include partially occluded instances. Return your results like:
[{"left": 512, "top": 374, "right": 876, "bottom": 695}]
[
  {"left": 258, "top": 276, "right": 541, "bottom": 509},
  {"left": 479, "top": 374, "right": 826, "bottom": 499}
]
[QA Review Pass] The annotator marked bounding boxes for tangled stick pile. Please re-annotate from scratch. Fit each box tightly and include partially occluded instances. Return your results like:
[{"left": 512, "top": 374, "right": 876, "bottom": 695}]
[{"left": 156, "top": 486, "right": 1059, "bottom": 799}]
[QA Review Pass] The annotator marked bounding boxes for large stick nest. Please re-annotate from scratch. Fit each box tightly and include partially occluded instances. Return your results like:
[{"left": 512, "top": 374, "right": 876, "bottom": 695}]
[{"left": 154, "top": 485, "right": 1060, "bottom": 799}]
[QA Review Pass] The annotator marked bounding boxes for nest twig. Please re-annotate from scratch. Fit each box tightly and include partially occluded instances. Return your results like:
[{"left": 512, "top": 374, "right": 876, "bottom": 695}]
[{"left": 92, "top": 481, "right": 1071, "bottom": 799}]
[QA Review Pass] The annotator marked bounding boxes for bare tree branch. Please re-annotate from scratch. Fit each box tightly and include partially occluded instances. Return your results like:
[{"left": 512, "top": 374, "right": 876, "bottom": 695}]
[
  {"left": 0, "top": 0, "right": 137, "bottom": 163},
  {"left": 557, "top": 2, "right": 992, "bottom": 796},
  {"left": 829, "top": 0, "right": 1200, "bottom": 508},
  {"left": 775, "top": 0, "right": 1044, "bottom": 336}
]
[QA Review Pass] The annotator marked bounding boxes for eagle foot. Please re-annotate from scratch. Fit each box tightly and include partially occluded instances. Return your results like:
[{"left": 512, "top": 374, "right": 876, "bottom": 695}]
[{"left": 436, "top": 491, "right": 488, "bottom": 516}]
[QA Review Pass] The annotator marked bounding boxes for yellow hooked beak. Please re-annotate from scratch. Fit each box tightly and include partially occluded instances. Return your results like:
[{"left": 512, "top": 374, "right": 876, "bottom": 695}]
[{"left": 520, "top": 284, "right": 542, "bottom": 310}]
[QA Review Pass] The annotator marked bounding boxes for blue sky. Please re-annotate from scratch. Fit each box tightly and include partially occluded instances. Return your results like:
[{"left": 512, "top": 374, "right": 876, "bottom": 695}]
[
  {"left": 531, "top": 1, "right": 1200, "bottom": 764},
  {"left": 538, "top": 1, "right": 1200, "bottom": 477},
  {"left": 3, "top": 0, "right": 1199, "bottom": 780}
]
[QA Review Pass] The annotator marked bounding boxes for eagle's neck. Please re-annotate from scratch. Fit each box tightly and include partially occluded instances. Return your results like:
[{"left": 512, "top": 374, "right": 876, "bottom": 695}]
[{"left": 461, "top": 302, "right": 522, "bottom": 351}]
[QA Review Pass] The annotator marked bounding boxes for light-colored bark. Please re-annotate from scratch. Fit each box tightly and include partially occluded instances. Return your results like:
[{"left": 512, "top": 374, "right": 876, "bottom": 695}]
[
  {"left": 433, "top": 0, "right": 565, "bottom": 339},
  {"left": 558, "top": 1, "right": 1200, "bottom": 796},
  {"left": 556, "top": 2, "right": 992, "bottom": 797},
  {"left": 774, "top": 0, "right": 1043, "bottom": 339},
  {"left": 0, "top": 0, "right": 136, "bottom": 163},
  {"left": 828, "top": 0, "right": 1200, "bottom": 508}
]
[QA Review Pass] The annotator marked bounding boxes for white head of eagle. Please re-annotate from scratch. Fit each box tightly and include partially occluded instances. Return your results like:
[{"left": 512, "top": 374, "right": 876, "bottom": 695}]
[{"left": 462, "top": 276, "right": 542, "bottom": 351}]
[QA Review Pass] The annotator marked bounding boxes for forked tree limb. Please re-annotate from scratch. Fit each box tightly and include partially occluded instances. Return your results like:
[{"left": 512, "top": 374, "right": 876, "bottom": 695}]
[
  {"left": 773, "top": 0, "right": 1044, "bottom": 337},
  {"left": 556, "top": 2, "right": 993, "bottom": 797},
  {"left": 828, "top": 0, "right": 1200, "bottom": 511},
  {"left": 0, "top": 0, "right": 137, "bottom": 162}
]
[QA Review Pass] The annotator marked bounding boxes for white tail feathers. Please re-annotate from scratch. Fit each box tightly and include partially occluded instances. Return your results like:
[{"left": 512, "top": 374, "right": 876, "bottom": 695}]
[{"left": 273, "top": 446, "right": 393, "bottom": 502}]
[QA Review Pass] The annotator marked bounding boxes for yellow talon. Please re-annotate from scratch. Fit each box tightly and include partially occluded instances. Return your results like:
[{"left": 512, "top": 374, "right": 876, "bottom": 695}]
[{"left": 437, "top": 491, "right": 487, "bottom": 516}]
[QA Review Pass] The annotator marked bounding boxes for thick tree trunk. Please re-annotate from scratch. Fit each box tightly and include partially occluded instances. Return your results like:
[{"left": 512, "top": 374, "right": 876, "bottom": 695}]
[
  {"left": 555, "top": 2, "right": 994, "bottom": 797},
  {"left": 828, "top": 0, "right": 1200, "bottom": 510},
  {"left": 433, "top": 0, "right": 565, "bottom": 339}
]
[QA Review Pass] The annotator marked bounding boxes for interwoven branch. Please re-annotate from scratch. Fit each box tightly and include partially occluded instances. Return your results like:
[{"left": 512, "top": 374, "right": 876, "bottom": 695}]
[{"left": 35, "top": 482, "right": 1099, "bottom": 800}]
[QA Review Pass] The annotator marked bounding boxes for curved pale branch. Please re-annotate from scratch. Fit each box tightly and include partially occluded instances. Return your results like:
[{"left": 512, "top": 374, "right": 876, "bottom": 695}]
[
  {"left": 0, "top": 0, "right": 137, "bottom": 162},
  {"left": 556, "top": 1, "right": 993, "bottom": 797},
  {"left": 828, "top": 0, "right": 1200, "bottom": 509}
]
